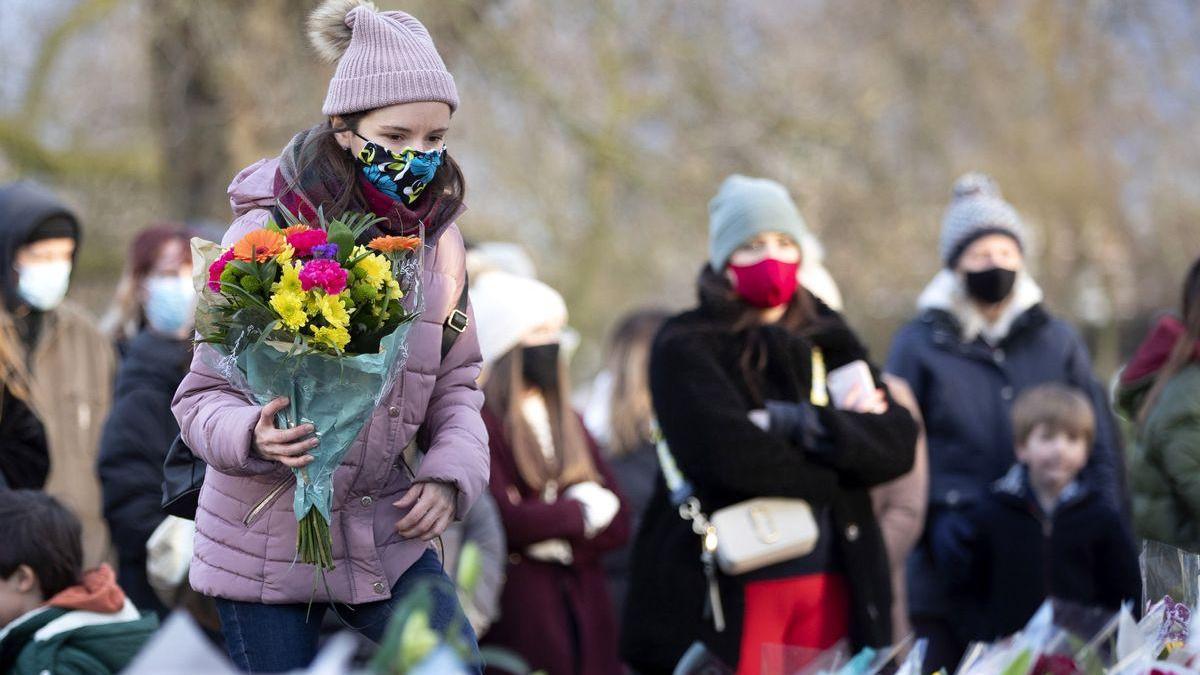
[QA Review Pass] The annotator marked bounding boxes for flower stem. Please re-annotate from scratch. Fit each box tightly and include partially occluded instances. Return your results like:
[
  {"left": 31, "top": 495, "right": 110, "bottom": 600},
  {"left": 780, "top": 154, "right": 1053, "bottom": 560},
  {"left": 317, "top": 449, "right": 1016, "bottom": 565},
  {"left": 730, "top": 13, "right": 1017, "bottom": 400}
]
[{"left": 297, "top": 509, "right": 335, "bottom": 570}]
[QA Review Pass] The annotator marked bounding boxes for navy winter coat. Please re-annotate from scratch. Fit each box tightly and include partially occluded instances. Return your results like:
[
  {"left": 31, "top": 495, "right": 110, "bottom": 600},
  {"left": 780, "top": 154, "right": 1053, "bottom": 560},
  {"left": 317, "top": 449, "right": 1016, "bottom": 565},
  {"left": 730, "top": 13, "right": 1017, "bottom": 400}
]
[
  {"left": 939, "top": 464, "right": 1140, "bottom": 640},
  {"left": 886, "top": 302, "right": 1125, "bottom": 618}
]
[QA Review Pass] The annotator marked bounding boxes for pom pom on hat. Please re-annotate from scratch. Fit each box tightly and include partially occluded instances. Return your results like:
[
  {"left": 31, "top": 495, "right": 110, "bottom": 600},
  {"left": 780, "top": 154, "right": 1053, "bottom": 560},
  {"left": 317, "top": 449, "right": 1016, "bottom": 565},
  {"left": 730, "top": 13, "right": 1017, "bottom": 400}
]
[
  {"left": 308, "top": 0, "right": 378, "bottom": 64},
  {"left": 939, "top": 171, "right": 1027, "bottom": 268},
  {"left": 951, "top": 172, "right": 1003, "bottom": 201}
]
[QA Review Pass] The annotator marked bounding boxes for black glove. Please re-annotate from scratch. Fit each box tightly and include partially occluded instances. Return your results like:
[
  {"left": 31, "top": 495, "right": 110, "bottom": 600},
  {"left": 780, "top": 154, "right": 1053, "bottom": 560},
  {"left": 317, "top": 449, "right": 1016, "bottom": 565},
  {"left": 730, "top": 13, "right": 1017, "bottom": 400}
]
[{"left": 764, "top": 400, "right": 835, "bottom": 457}]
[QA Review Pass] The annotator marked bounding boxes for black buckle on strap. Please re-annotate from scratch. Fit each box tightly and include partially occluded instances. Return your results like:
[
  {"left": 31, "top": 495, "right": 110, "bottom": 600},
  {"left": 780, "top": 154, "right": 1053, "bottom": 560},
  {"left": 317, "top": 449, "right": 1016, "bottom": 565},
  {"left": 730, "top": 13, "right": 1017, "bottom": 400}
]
[{"left": 446, "top": 309, "right": 469, "bottom": 334}]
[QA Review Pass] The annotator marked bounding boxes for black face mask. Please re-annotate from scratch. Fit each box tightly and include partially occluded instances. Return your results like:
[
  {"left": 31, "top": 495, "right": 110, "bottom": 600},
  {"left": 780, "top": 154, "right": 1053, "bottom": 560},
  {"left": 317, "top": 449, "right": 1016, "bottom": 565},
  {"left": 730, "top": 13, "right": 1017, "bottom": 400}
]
[
  {"left": 522, "top": 344, "right": 561, "bottom": 391},
  {"left": 964, "top": 267, "right": 1018, "bottom": 305}
]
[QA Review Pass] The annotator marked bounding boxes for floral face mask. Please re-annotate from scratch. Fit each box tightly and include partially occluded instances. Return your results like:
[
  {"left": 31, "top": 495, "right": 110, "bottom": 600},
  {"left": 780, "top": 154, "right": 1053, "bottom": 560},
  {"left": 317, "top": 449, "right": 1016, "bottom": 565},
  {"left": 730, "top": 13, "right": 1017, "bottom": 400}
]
[{"left": 353, "top": 132, "right": 444, "bottom": 206}]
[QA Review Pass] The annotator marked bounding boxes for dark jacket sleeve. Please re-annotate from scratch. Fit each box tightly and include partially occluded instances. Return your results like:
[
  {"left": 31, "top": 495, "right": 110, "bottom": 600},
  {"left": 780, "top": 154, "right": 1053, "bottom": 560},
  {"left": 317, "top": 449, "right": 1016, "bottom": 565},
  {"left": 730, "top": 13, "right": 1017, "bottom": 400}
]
[
  {"left": 1063, "top": 328, "right": 1125, "bottom": 513},
  {"left": 1094, "top": 507, "right": 1142, "bottom": 612},
  {"left": 810, "top": 391, "right": 919, "bottom": 489},
  {"left": 0, "top": 387, "right": 49, "bottom": 490},
  {"left": 935, "top": 504, "right": 986, "bottom": 598},
  {"left": 97, "top": 391, "right": 171, "bottom": 557},
  {"left": 650, "top": 332, "right": 843, "bottom": 505}
]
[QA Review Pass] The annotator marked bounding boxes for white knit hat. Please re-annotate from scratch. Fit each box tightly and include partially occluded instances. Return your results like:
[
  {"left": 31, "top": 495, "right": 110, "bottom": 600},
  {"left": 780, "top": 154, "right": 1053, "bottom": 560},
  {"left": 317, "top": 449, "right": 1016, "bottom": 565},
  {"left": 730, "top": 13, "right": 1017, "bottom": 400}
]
[
  {"left": 470, "top": 272, "right": 568, "bottom": 367},
  {"left": 939, "top": 172, "right": 1027, "bottom": 268}
]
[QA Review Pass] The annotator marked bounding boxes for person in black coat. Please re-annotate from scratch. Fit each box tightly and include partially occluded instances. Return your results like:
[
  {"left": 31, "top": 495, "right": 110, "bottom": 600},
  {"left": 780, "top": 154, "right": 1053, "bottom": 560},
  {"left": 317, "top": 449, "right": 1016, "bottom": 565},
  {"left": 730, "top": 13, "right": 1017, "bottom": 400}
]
[
  {"left": 621, "top": 176, "right": 918, "bottom": 675},
  {"left": 938, "top": 384, "right": 1140, "bottom": 640},
  {"left": 0, "top": 384, "right": 47, "bottom": 490},
  {"left": 886, "top": 173, "right": 1125, "bottom": 670},
  {"left": 0, "top": 310, "right": 47, "bottom": 491},
  {"left": 97, "top": 225, "right": 195, "bottom": 618}
]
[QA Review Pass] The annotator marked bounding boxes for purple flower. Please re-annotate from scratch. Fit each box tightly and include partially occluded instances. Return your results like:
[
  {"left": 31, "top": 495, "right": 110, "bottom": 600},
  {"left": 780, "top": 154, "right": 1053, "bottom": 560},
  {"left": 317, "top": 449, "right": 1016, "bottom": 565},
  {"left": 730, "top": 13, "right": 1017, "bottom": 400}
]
[{"left": 311, "top": 243, "right": 339, "bottom": 260}]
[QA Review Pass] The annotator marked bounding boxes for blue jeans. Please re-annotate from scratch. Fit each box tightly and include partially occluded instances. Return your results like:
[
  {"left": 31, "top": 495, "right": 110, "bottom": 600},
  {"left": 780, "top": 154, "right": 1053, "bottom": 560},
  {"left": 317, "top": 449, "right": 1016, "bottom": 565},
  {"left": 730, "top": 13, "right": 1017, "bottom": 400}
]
[{"left": 215, "top": 549, "right": 480, "bottom": 673}]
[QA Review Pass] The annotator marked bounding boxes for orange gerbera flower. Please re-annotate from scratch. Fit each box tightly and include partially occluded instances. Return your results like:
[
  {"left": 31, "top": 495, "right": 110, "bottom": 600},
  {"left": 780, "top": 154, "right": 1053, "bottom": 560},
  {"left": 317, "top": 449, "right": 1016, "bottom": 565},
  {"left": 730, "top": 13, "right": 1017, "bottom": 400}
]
[
  {"left": 282, "top": 224, "right": 312, "bottom": 237},
  {"left": 233, "top": 229, "right": 287, "bottom": 263},
  {"left": 368, "top": 235, "right": 422, "bottom": 254}
]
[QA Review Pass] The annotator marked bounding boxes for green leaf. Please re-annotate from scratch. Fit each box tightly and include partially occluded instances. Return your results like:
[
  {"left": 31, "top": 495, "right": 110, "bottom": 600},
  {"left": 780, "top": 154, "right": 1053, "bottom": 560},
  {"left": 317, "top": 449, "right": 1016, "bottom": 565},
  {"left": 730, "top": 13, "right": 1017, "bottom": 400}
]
[
  {"left": 328, "top": 221, "right": 356, "bottom": 265},
  {"left": 272, "top": 201, "right": 303, "bottom": 228},
  {"left": 259, "top": 260, "right": 279, "bottom": 287},
  {"left": 228, "top": 259, "right": 257, "bottom": 277},
  {"left": 220, "top": 281, "right": 275, "bottom": 317}
]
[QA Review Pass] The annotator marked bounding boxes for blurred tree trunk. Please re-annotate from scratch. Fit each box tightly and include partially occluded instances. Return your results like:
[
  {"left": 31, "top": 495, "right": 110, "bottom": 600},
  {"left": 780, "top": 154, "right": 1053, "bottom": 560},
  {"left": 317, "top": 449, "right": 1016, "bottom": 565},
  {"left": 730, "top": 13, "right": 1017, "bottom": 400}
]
[{"left": 149, "top": 1, "right": 232, "bottom": 221}]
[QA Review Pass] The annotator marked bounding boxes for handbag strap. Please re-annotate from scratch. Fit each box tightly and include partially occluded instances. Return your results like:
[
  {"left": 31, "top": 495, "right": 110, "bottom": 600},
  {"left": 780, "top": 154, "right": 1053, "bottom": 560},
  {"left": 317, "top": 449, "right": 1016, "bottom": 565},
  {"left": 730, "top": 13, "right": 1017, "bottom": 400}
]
[{"left": 810, "top": 346, "right": 829, "bottom": 407}]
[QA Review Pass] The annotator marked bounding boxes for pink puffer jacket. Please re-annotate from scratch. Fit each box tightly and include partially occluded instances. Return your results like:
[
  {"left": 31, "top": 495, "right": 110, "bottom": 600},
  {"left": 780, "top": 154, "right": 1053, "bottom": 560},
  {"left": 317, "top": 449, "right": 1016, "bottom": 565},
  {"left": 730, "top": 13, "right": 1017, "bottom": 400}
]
[{"left": 171, "top": 158, "right": 489, "bottom": 605}]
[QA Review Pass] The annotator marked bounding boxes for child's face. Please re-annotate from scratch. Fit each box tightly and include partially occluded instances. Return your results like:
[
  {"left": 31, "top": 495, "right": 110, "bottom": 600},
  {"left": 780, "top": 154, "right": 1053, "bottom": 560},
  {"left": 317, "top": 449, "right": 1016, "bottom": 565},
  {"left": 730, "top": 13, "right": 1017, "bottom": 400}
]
[
  {"left": 1016, "top": 423, "right": 1089, "bottom": 497},
  {"left": 0, "top": 566, "right": 42, "bottom": 629}
]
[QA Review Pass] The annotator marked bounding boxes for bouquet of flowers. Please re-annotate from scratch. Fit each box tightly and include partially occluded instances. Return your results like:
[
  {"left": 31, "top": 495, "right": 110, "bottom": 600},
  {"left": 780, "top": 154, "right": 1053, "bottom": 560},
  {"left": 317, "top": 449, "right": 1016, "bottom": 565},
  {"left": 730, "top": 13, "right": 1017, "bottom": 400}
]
[{"left": 193, "top": 207, "right": 423, "bottom": 570}]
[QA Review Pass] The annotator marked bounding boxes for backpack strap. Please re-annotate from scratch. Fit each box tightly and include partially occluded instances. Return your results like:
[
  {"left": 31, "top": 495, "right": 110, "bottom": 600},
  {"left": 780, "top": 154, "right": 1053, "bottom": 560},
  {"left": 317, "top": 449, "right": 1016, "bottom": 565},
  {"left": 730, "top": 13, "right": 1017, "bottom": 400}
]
[
  {"left": 440, "top": 270, "right": 470, "bottom": 360},
  {"left": 410, "top": 272, "right": 471, "bottom": 459}
]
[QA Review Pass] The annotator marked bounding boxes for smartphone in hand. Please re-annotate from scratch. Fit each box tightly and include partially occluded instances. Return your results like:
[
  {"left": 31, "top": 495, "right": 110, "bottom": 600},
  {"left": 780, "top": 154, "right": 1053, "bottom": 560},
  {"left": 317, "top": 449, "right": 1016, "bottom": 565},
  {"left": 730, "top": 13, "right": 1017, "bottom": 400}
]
[{"left": 826, "top": 360, "right": 875, "bottom": 410}]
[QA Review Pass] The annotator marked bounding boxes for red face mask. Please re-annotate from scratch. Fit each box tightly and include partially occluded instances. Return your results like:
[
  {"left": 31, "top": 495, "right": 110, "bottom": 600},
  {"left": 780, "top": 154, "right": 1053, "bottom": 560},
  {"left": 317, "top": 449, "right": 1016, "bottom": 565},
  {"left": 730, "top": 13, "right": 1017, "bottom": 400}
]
[{"left": 728, "top": 258, "right": 801, "bottom": 308}]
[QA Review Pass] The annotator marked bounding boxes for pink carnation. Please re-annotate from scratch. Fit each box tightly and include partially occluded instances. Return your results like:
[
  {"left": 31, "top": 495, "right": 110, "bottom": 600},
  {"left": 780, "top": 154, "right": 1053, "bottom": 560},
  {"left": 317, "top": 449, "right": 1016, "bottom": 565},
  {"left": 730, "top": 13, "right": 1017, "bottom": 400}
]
[
  {"left": 299, "top": 259, "right": 348, "bottom": 295},
  {"left": 208, "top": 249, "right": 236, "bottom": 292},
  {"left": 286, "top": 229, "right": 329, "bottom": 258}
]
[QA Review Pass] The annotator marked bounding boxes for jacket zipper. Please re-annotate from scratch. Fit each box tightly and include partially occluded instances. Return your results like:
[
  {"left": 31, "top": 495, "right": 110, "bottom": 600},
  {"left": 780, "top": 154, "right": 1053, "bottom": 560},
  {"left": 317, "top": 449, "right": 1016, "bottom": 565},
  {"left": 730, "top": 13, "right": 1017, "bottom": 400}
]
[{"left": 243, "top": 476, "right": 294, "bottom": 526}]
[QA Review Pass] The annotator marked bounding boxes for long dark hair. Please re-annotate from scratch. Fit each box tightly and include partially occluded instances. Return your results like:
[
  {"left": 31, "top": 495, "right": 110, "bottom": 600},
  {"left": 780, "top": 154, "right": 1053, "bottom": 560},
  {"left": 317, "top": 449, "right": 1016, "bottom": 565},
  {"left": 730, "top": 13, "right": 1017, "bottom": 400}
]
[
  {"left": 1139, "top": 257, "right": 1200, "bottom": 423},
  {"left": 696, "top": 264, "right": 825, "bottom": 406},
  {"left": 283, "top": 112, "right": 467, "bottom": 234}
]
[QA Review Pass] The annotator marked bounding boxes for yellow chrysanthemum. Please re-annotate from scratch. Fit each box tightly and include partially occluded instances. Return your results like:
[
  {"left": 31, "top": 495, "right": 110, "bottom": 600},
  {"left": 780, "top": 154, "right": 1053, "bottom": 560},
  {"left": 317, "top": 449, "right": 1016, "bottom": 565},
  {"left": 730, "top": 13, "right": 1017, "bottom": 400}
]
[
  {"left": 269, "top": 289, "right": 308, "bottom": 331},
  {"left": 307, "top": 292, "right": 350, "bottom": 329},
  {"left": 273, "top": 261, "right": 303, "bottom": 295},
  {"left": 384, "top": 277, "right": 403, "bottom": 301},
  {"left": 310, "top": 325, "right": 350, "bottom": 352},
  {"left": 276, "top": 244, "right": 295, "bottom": 266},
  {"left": 354, "top": 253, "right": 391, "bottom": 290}
]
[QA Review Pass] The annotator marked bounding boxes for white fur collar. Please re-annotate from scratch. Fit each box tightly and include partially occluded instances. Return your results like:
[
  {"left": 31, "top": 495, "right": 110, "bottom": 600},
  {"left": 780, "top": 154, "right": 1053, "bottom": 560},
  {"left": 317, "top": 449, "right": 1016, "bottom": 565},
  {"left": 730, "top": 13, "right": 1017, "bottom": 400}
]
[{"left": 917, "top": 269, "right": 1044, "bottom": 345}]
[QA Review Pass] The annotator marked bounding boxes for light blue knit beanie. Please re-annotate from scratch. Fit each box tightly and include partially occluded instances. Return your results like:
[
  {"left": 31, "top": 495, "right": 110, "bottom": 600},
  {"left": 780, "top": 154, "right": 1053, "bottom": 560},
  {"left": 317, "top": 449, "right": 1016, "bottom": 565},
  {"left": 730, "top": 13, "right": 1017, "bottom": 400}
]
[{"left": 708, "top": 175, "right": 809, "bottom": 271}]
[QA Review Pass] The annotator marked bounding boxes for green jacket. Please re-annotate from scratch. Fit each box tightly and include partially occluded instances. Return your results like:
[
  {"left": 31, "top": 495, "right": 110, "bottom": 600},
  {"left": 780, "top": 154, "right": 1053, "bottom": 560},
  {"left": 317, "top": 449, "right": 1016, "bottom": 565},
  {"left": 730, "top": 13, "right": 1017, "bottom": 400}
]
[
  {"left": 1119, "top": 363, "right": 1200, "bottom": 551},
  {"left": 0, "top": 603, "right": 157, "bottom": 674}
]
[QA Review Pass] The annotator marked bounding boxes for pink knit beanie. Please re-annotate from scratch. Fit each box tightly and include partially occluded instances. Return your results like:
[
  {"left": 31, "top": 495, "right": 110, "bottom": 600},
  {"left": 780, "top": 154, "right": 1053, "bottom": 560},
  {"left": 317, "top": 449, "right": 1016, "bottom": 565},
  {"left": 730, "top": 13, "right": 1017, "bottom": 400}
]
[{"left": 308, "top": 0, "right": 459, "bottom": 116}]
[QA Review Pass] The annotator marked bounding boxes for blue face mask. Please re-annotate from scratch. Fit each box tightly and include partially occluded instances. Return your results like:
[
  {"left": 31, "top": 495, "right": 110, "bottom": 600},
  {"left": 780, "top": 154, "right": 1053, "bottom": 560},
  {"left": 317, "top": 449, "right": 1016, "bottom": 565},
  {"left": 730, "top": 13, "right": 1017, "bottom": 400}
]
[
  {"left": 17, "top": 261, "right": 72, "bottom": 311},
  {"left": 144, "top": 275, "right": 195, "bottom": 334},
  {"left": 353, "top": 133, "right": 445, "bottom": 206}
]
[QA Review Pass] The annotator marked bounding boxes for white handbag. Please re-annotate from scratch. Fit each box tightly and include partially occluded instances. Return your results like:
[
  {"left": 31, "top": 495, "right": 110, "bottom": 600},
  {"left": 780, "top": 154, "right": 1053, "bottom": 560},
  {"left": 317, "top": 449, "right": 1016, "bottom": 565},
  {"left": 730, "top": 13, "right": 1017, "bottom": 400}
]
[{"left": 709, "top": 497, "right": 819, "bottom": 575}]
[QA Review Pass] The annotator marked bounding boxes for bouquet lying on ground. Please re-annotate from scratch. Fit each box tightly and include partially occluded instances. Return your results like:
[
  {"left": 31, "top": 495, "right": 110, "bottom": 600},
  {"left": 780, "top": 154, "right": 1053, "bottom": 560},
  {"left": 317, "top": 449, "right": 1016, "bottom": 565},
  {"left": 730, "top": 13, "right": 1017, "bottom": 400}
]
[{"left": 193, "top": 207, "right": 423, "bottom": 570}]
